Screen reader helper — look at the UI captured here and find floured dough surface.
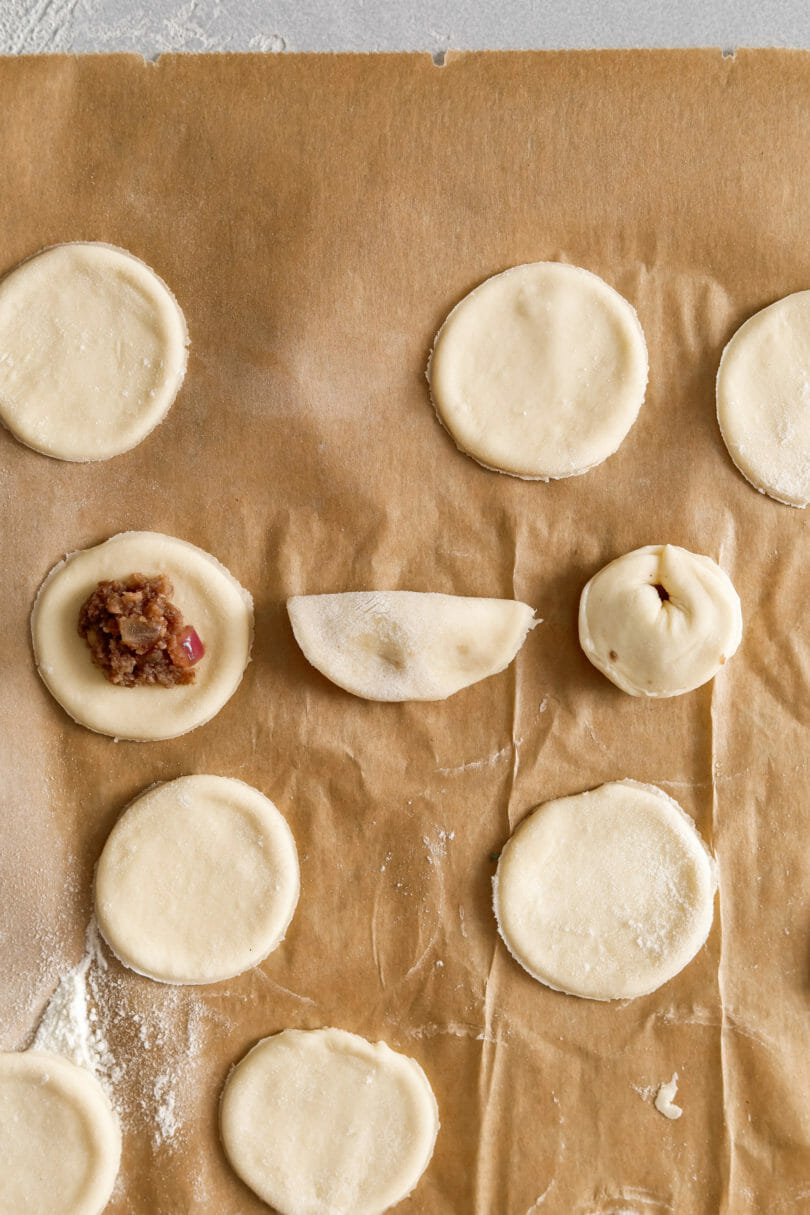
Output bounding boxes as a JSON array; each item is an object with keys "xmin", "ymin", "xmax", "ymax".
[
  {"xmin": 32, "ymin": 531, "xmax": 253, "ymax": 740},
  {"xmin": 0, "ymin": 242, "xmax": 188, "ymax": 461},
  {"xmin": 0, "ymin": 1051, "xmax": 120, "ymax": 1215},
  {"xmin": 717, "ymin": 290, "xmax": 810, "ymax": 506},
  {"xmin": 95, "ymin": 775, "xmax": 299, "ymax": 984},
  {"xmin": 493, "ymin": 781, "xmax": 717, "ymax": 1001},
  {"xmin": 220, "ymin": 1027, "xmax": 439, "ymax": 1215},
  {"xmin": 579, "ymin": 544, "xmax": 742, "ymax": 697},
  {"xmin": 288, "ymin": 590, "xmax": 536, "ymax": 701},
  {"xmin": 428, "ymin": 262, "xmax": 648, "ymax": 479}
]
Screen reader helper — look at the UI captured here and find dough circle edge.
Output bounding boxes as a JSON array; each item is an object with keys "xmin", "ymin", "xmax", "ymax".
[
  {"xmin": 0, "ymin": 241, "xmax": 188, "ymax": 462},
  {"xmin": 493, "ymin": 780, "xmax": 718, "ymax": 1001},
  {"xmin": 95, "ymin": 775, "xmax": 300, "ymax": 984},
  {"xmin": 219, "ymin": 1027, "xmax": 440, "ymax": 1215},
  {"xmin": 716, "ymin": 290, "xmax": 810, "ymax": 508},
  {"xmin": 31, "ymin": 531, "xmax": 254, "ymax": 741},
  {"xmin": 578, "ymin": 543, "xmax": 743, "ymax": 698},
  {"xmin": 427, "ymin": 261, "xmax": 648, "ymax": 480},
  {"xmin": 0, "ymin": 1050, "xmax": 121, "ymax": 1215}
]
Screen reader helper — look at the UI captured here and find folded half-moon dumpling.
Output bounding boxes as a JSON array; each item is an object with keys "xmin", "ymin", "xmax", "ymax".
[{"xmin": 287, "ymin": 591, "xmax": 537, "ymax": 701}]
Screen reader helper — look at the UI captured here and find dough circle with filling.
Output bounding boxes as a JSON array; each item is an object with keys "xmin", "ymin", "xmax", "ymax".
[
  {"xmin": 220, "ymin": 1027, "xmax": 439, "ymax": 1215},
  {"xmin": 578, "ymin": 544, "xmax": 742, "ymax": 697},
  {"xmin": 95, "ymin": 775, "xmax": 299, "ymax": 984},
  {"xmin": 0, "ymin": 242, "xmax": 188, "ymax": 461},
  {"xmin": 428, "ymin": 262, "xmax": 648, "ymax": 479},
  {"xmin": 0, "ymin": 1050, "xmax": 120, "ymax": 1215},
  {"xmin": 717, "ymin": 290, "xmax": 810, "ymax": 506},
  {"xmin": 288, "ymin": 590, "xmax": 536, "ymax": 701},
  {"xmin": 493, "ymin": 780, "xmax": 717, "ymax": 1001},
  {"xmin": 32, "ymin": 531, "xmax": 253, "ymax": 740}
]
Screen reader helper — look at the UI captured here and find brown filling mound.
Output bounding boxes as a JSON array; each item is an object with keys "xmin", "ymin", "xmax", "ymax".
[{"xmin": 78, "ymin": 574, "xmax": 204, "ymax": 687}]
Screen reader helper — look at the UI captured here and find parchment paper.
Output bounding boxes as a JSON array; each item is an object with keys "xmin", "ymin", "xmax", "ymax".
[{"xmin": 1, "ymin": 49, "xmax": 809, "ymax": 1214}]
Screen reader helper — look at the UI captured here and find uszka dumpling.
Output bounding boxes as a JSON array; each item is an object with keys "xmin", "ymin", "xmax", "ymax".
[
  {"xmin": 287, "ymin": 591, "xmax": 537, "ymax": 701},
  {"xmin": 578, "ymin": 544, "xmax": 742, "ymax": 698}
]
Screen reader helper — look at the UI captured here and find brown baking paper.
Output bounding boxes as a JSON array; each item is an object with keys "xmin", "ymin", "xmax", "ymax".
[{"xmin": 1, "ymin": 48, "xmax": 809, "ymax": 1214}]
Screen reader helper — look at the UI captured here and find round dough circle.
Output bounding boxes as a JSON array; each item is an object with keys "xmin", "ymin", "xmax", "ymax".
[
  {"xmin": 0, "ymin": 1051, "xmax": 120, "ymax": 1215},
  {"xmin": 717, "ymin": 290, "xmax": 810, "ymax": 506},
  {"xmin": 31, "ymin": 531, "xmax": 253, "ymax": 741},
  {"xmin": 493, "ymin": 780, "xmax": 717, "ymax": 1001},
  {"xmin": 428, "ymin": 262, "xmax": 648, "ymax": 479},
  {"xmin": 0, "ymin": 242, "xmax": 188, "ymax": 461},
  {"xmin": 578, "ymin": 544, "xmax": 742, "ymax": 697},
  {"xmin": 220, "ymin": 1028, "xmax": 439, "ymax": 1215},
  {"xmin": 96, "ymin": 775, "xmax": 299, "ymax": 984}
]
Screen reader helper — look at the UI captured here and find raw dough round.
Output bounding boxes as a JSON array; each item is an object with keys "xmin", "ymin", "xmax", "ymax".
[
  {"xmin": 578, "ymin": 544, "xmax": 742, "ymax": 697},
  {"xmin": 95, "ymin": 775, "xmax": 299, "ymax": 984},
  {"xmin": 0, "ymin": 242, "xmax": 188, "ymax": 461},
  {"xmin": 427, "ymin": 262, "xmax": 648, "ymax": 479},
  {"xmin": 32, "ymin": 531, "xmax": 253, "ymax": 740},
  {"xmin": 0, "ymin": 1051, "xmax": 120, "ymax": 1215},
  {"xmin": 220, "ymin": 1027, "xmax": 439, "ymax": 1215},
  {"xmin": 493, "ymin": 780, "xmax": 717, "ymax": 1001},
  {"xmin": 717, "ymin": 290, "xmax": 810, "ymax": 506},
  {"xmin": 288, "ymin": 590, "xmax": 536, "ymax": 701}
]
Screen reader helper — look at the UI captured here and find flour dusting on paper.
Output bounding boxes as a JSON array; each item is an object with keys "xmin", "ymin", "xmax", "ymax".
[
  {"xmin": 32, "ymin": 921, "xmax": 119, "ymax": 1089},
  {"xmin": 29, "ymin": 917, "xmax": 213, "ymax": 1149}
]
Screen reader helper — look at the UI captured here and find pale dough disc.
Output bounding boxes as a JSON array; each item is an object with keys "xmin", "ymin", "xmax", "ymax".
[
  {"xmin": 717, "ymin": 290, "xmax": 810, "ymax": 506},
  {"xmin": 31, "ymin": 531, "xmax": 253, "ymax": 740},
  {"xmin": 578, "ymin": 544, "xmax": 742, "ymax": 698},
  {"xmin": 0, "ymin": 1051, "xmax": 120, "ymax": 1215},
  {"xmin": 220, "ymin": 1027, "xmax": 439, "ymax": 1215},
  {"xmin": 493, "ymin": 780, "xmax": 717, "ymax": 1001},
  {"xmin": 287, "ymin": 590, "xmax": 536, "ymax": 701},
  {"xmin": 95, "ymin": 775, "xmax": 299, "ymax": 984},
  {"xmin": 0, "ymin": 242, "xmax": 188, "ymax": 461},
  {"xmin": 427, "ymin": 262, "xmax": 648, "ymax": 479}
]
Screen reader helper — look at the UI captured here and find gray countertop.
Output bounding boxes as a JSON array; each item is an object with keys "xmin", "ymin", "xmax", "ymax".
[{"xmin": 3, "ymin": 0, "xmax": 810, "ymax": 57}]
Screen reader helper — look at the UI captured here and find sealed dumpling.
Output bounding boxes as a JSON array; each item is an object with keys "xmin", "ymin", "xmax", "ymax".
[
  {"xmin": 287, "ymin": 591, "xmax": 536, "ymax": 701},
  {"xmin": 578, "ymin": 544, "xmax": 742, "ymax": 697}
]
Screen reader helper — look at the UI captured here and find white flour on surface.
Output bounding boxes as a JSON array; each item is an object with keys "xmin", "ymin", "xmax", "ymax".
[
  {"xmin": 153, "ymin": 1071, "xmax": 180, "ymax": 1145},
  {"xmin": 32, "ymin": 920, "xmax": 119, "ymax": 1088},
  {"xmin": 28, "ymin": 916, "xmax": 212, "ymax": 1150}
]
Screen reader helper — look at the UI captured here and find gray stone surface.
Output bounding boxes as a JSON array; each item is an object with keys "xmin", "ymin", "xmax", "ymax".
[{"xmin": 2, "ymin": 0, "xmax": 809, "ymax": 58}]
